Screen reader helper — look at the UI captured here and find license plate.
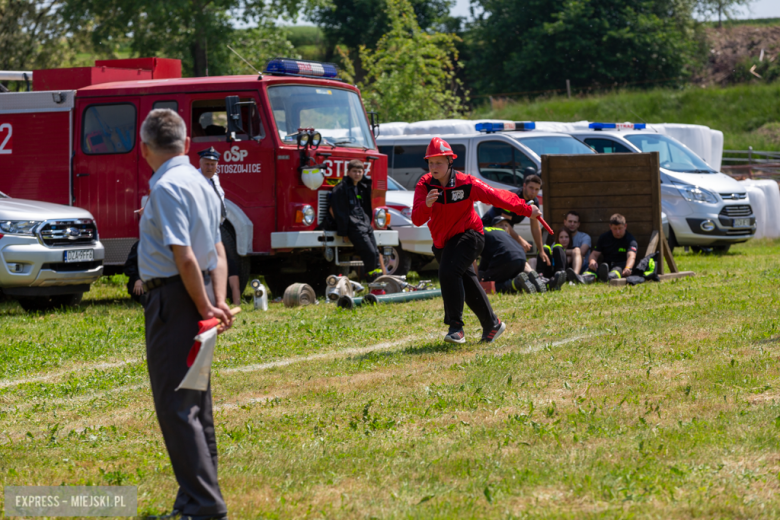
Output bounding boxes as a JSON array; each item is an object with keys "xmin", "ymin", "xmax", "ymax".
[
  {"xmin": 733, "ymin": 218, "xmax": 751, "ymax": 228},
  {"xmin": 64, "ymin": 249, "xmax": 94, "ymax": 263}
]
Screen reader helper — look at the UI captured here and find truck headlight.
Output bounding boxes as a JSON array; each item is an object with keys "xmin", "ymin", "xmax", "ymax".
[
  {"xmin": 301, "ymin": 205, "xmax": 315, "ymax": 226},
  {"xmin": 374, "ymin": 208, "xmax": 388, "ymax": 229},
  {"xmin": 0, "ymin": 220, "xmax": 41, "ymax": 235},
  {"xmin": 677, "ymin": 185, "xmax": 718, "ymax": 204}
]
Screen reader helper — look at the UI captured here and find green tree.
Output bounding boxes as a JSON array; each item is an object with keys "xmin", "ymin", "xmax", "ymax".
[
  {"xmin": 226, "ymin": 24, "xmax": 301, "ymax": 75},
  {"xmin": 311, "ymin": 0, "xmax": 459, "ymax": 79},
  {"xmin": 354, "ymin": 0, "xmax": 466, "ymax": 122},
  {"xmin": 466, "ymin": 0, "xmax": 704, "ymax": 96},
  {"xmin": 61, "ymin": 0, "xmax": 323, "ymax": 77},
  {"xmin": 0, "ymin": 0, "xmax": 74, "ymax": 89},
  {"xmin": 697, "ymin": 0, "xmax": 753, "ymax": 27}
]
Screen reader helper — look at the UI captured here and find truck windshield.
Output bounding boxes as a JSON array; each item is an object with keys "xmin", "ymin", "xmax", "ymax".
[
  {"xmin": 515, "ymin": 136, "xmax": 595, "ymax": 156},
  {"xmin": 268, "ymin": 85, "xmax": 374, "ymax": 149},
  {"xmin": 624, "ymin": 134, "xmax": 716, "ymax": 173}
]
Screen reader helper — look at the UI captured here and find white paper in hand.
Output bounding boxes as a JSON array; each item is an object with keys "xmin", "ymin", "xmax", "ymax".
[{"xmin": 176, "ymin": 327, "xmax": 218, "ymax": 391}]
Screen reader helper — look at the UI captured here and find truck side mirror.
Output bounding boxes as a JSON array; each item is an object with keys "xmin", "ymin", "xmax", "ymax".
[
  {"xmin": 368, "ymin": 111, "xmax": 380, "ymax": 137},
  {"xmin": 225, "ymin": 96, "xmax": 245, "ymax": 142}
]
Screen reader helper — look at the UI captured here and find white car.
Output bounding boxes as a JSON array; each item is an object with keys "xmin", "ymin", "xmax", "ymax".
[
  {"xmin": 0, "ymin": 191, "xmax": 104, "ymax": 311},
  {"xmin": 564, "ymin": 123, "xmax": 754, "ymax": 252}
]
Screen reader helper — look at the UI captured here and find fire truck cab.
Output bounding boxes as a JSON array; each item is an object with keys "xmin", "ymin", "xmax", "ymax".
[{"xmin": 0, "ymin": 57, "xmax": 397, "ymax": 296}]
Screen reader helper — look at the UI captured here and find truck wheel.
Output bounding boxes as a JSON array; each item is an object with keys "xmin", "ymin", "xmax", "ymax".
[
  {"xmin": 383, "ymin": 246, "xmax": 412, "ymax": 277},
  {"xmin": 222, "ymin": 226, "xmax": 251, "ymax": 296},
  {"xmin": 712, "ymin": 245, "xmax": 731, "ymax": 254}
]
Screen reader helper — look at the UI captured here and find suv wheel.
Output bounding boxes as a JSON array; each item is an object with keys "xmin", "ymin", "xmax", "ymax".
[{"xmin": 383, "ymin": 246, "xmax": 412, "ymax": 277}]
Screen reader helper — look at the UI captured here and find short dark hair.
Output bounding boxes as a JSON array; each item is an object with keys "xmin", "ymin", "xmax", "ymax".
[
  {"xmin": 565, "ymin": 210, "xmax": 580, "ymax": 221},
  {"xmin": 610, "ymin": 213, "xmax": 627, "ymax": 226},
  {"xmin": 524, "ymin": 174, "xmax": 542, "ymax": 186},
  {"xmin": 346, "ymin": 159, "xmax": 365, "ymax": 173}
]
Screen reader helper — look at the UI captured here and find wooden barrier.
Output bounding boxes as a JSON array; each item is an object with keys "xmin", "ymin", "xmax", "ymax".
[{"xmin": 540, "ymin": 152, "xmax": 685, "ymax": 278}]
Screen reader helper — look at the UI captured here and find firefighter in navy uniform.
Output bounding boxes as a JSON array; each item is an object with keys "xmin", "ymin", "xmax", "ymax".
[
  {"xmin": 330, "ymin": 159, "xmax": 385, "ymax": 280},
  {"xmin": 477, "ymin": 216, "xmax": 537, "ymax": 294},
  {"xmin": 587, "ymin": 213, "xmax": 659, "ymax": 284},
  {"xmin": 412, "ymin": 137, "xmax": 542, "ymax": 344}
]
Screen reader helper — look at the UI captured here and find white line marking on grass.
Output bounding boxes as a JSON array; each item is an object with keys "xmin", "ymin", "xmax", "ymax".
[
  {"xmin": 220, "ymin": 337, "xmax": 418, "ymax": 375},
  {"xmin": 0, "ymin": 359, "xmax": 141, "ymax": 390}
]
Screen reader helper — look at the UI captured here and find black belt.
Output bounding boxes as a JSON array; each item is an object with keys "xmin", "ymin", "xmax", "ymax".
[{"xmin": 143, "ymin": 271, "xmax": 208, "ymax": 293}]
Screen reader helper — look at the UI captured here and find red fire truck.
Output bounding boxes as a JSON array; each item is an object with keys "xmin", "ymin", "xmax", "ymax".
[{"xmin": 0, "ymin": 57, "xmax": 397, "ymax": 296}]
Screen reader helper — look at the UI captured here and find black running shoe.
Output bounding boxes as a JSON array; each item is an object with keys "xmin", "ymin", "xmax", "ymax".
[
  {"xmin": 481, "ymin": 320, "xmax": 506, "ymax": 343},
  {"xmin": 512, "ymin": 272, "xmax": 536, "ymax": 294},
  {"xmin": 527, "ymin": 271, "xmax": 547, "ymax": 293},
  {"xmin": 444, "ymin": 326, "xmax": 466, "ymax": 344},
  {"xmin": 581, "ymin": 273, "xmax": 596, "ymax": 284},
  {"xmin": 598, "ymin": 263, "xmax": 610, "ymax": 283},
  {"xmin": 552, "ymin": 271, "xmax": 567, "ymax": 290},
  {"xmin": 566, "ymin": 267, "xmax": 585, "ymax": 284}
]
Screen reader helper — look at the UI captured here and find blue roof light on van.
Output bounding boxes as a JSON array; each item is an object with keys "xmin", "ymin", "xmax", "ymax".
[
  {"xmin": 476, "ymin": 121, "xmax": 536, "ymax": 133},
  {"xmin": 589, "ymin": 122, "xmax": 646, "ymax": 131},
  {"xmin": 265, "ymin": 58, "xmax": 339, "ymax": 79}
]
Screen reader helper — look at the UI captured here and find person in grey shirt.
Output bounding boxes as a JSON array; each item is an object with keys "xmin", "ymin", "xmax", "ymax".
[
  {"xmin": 563, "ymin": 211, "xmax": 592, "ymax": 273},
  {"xmin": 138, "ymin": 109, "xmax": 233, "ymax": 520}
]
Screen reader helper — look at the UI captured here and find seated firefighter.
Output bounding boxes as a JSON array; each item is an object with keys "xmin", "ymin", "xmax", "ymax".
[
  {"xmin": 587, "ymin": 213, "xmax": 659, "ymax": 284},
  {"xmin": 330, "ymin": 159, "xmax": 385, "ymax": 281},
  {"xmin": 477, "ymin": 216, "xmax": 563, "ymax": 293}
]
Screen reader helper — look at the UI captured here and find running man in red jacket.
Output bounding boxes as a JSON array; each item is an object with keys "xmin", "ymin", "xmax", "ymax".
[{"xmin": 412, "ymin": 137, "xmax": 542, "ymax": 344}]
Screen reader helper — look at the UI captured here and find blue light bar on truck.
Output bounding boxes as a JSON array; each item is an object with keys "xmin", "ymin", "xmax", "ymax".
[
  {"xmin": 475, "ymin": 121, "xmax": 536, "ymax": 133},
  {"xmin": 265, "ymin": 58, "xmax": 339, "ymax": 79},
  {"xmin": 589, "ymin": 122, "xmax": 646, "ymax": 131}
]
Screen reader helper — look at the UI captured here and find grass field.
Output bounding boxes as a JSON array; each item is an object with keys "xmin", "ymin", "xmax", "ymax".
[
  {"xmin": 1, "ymin": 241, "xmax": 780, "ymax": 518},
  {"xmin": 473, "ymin": 83, "xmax": 780, "ymax": 153}
]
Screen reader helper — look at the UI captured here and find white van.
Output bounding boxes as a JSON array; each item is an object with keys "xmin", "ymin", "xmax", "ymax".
[
  {"xmin": 560, "ymin": 122, "xmax": 754, "ymax": 252},
  {"xmin": 376, "ymin": 120, "xmax": 597, "ymax": 251}
]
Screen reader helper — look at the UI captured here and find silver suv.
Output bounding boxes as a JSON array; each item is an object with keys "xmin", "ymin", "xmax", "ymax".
[{"xmin": 0, "ymin": 191, "xmax": 104, "ymax": 311}]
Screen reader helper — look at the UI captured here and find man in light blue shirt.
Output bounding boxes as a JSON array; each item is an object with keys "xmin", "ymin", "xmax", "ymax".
[
  {"xmin": 138, "ymin": 109, "xmax": 233, "ymax": 520},
  {"xmin": 563, "ymin": 211, "xmax": 592, "ymax": 273}
]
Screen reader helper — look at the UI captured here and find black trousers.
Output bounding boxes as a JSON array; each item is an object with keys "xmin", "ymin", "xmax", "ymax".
[
  {"xmin": 348, "ymin": 227, "xmax": 379, "ymax": 273},
  {"xmin": 539, "ymin": 245, "xmax": 567, "ymax": 278},
  {"xmin": 145, "ymin": 280, "xmax": 227, "ymax": 520},
  {"xmin": 482, "ymin": 258, "xmax": 526, "ymax": 293},
  {"xmin": 433, "ymin": 230, "xmax": 499, "ymax": 331}
]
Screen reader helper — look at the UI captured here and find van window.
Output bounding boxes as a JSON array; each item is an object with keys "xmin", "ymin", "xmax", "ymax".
[
  {"xmin": 191, "ymin": 98, "xmax": 263, "ymax": 143},
  {"xmin": 81, "ymin": 104, "xmax": 136, "ymax": 155},
  {"xmin": 477, "ymin": 141, "xmax": 534, "ymax": 186},
  {"xmin": 391, "ymin": 144, "xmax": 466, "ymax": 188},
  {"xmin": 378, "ymin": 146, "xmax": 393, "ymax": 169},
  {"xmin": 153, "ymin": 100, "xmax": 178, "ymax": 111},
  {"xmin": 583, "ymin": 138, "xmax": 632, "ymax": 154}
]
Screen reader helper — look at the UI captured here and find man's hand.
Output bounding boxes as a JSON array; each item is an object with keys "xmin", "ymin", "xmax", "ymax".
[
  {"xmin": 198, "ymin": 302, "xmax": 233, "ymax": 334},
  {"xmin": 530, "ymin": 206, "xmax": 542, "ymax": 219},
  {"xmin": 520, "ymin": 239, "xmax": 532, "ymax": 252},
  {"xmin": 589, "ymin": 258, "xmax": 598, "ymax": 271},
  {"xmin": 133, "ymin": 279, "xmax": 144, "ymax": 295},
  {"xmin": 622, "ymin": 267, "xmax": 632, "ymax": 277},
  {"xmin": 538, "ymin": 250, "xmax": 550, "ymax": 266},
  {"xmin": 426, "ymin": 189, "xmax": 440, "ymax": 208}
]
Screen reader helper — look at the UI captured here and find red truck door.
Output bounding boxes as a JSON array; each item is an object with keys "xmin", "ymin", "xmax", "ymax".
[
  {"xmin": 185, "ymin": 91, "xmax": 276, "ymax": 253},
  {"xmin": 73, "ymin": 97, "xmax": 140, "ymax": 264}
]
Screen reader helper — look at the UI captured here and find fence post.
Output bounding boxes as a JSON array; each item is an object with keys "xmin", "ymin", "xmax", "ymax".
[
  {"xmin": 566, "ymin": 79, "xmax": 571, "ymax": 99},
  {"xmin": 748, "ymin": 146, "xmax": 753, "ymax": 165}
]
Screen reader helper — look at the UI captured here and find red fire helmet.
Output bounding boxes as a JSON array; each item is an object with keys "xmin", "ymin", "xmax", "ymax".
[{"xmin": 424, "ymin": 136, "xmax": 458, "ymax": 160}]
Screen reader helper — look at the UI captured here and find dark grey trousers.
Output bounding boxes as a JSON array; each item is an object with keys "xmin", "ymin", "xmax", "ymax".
[{"xmin": 145, "ymin": 279, "xmax": 226, "ymax": 520}]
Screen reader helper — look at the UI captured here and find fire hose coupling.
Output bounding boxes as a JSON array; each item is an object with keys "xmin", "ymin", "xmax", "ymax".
[{"xmin": 250, "ymin": 279, "xmax": 268, "ymax": 311}]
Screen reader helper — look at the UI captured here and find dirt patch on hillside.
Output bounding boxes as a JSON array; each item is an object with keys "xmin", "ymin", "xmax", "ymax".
[{"xmin": 698, "ymin": 25, "xmax": 780, "ymax": 85}]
